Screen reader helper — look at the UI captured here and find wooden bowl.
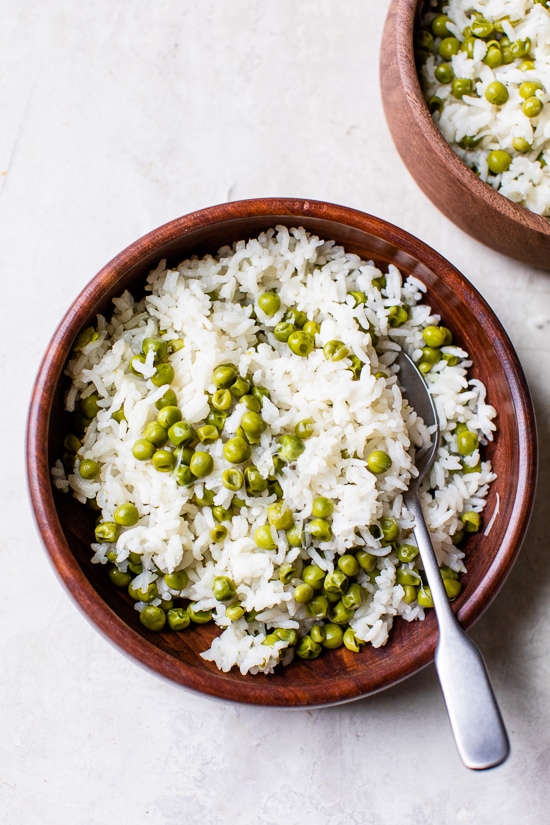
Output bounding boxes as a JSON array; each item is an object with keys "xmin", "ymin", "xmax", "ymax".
[
  {"xmin": 27, "ymin": 197, "xmax": 537, "ymax": 706},
  {"xmin": 381, "ymin": 0, "xmax": 550, "ymax": 270}
]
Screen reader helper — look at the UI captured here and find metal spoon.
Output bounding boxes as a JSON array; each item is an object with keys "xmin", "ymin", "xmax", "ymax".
[{"xmin": 396, "ymin": 349, "xmax": 509, "ymax": 771}]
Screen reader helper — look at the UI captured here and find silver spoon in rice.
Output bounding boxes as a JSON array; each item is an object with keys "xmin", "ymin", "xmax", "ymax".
[{"xmin": 396, "ymin": 349, "xmax": 509, "ymax": 771}]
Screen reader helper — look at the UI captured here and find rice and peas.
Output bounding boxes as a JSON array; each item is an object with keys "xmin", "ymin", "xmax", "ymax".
[
  {"xmin": 51, "ymin": 226, "xmax": 496, "ymax": 676},
  {"xmin": 417, "ymin": 0, "xmax": 550, "ymax": 216}
]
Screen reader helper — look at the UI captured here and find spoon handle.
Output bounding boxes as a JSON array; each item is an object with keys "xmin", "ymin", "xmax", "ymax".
[{"xmin": 406, "ymin": 492, "xmax": 510, "ymax": 770}]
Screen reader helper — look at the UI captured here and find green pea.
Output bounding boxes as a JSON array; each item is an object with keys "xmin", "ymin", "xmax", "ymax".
[
  {"xmin": 210, "ymin": 524, "xmax": 228, "ymax": 543},
  {"xmin": 94, "ymin": 521, "xmax": 119, "ymax": 543},
  {"xmin": 284, "ymin": 308, "xmax": 307, "ymax": 329},
  {"xmin": 221, "ymin": 468, "xmax": 244, "ymax": 491},
  {"xmin": 510, "ymin": 37, "xmax": 531, "ymax": 58},
  {"xmin": 225, "ymin": 604, "xmax": 246, "ymax": 621},
  {"xmin": 343, "ymin": 627, "xmax": 362, "ymax": 652},
  {"xmin": 323, "ymin": 340, "xmax": 350, "ymax": 361},
  {"xmin": 484, "ymin": 80, "xmax": 508, "ymax": 105},
  {"xmin": 323, "ymin": 587, "xmax": 341, "ymax": 604},
  {"xmin": 303, "ymin": 320, "xmax": 320, "ymax": 337},
  {"xmin": 278, "ymin": 434, "xmax": 305, "ymax": 462},
  {"xmin": 286, "ymin": 523, "xmax": 303, "ymax": 547},
  {"xmin": 254, "ymin": 524, "xmax": 277, "ymax": 549},
  {"xmin": 244, "ymin": 465, "xmax": 269, "ymax": 495},
  {"xmin": 139, "ymin": 605, "xmax": 166, "ymax": 631},
  {"xmin": 187, "ymin": 603, "xmax": 213, "ymax": 623},
  {"xmin": 195, "ymin": 424, "xmax": 218, "ymax": 444},
  {"xmin": 397, "ymin": 543, "xmax": 419, "ymax": 563},
  {"xmin": 452, "ymin": 77, "xmax": 473, "ymax": 99},
  {"xmin": 324, "ymin": 570, "xmax": 349, "ymax": 595},
  {"xmin": 483, "ymin": 45, "xmax": 503, "ymax": 68},
  {"xmin": 422, "ymin": 325, "xmax": 447, "ymax": 347},
  {"xmin": 213, "ymin": 363, "xmax": 238, "ymax": 389},
  {"xmin": 431, "ymin": 14, "xmax": 452, "ymax": 38},
  {"xmin": 366, "ymin": 450, "xmax": 392, "ymax": 474},
  {"xmin": 174, "ymin": 465, "xmax": 194, "ymax": 486},
  {"xmin": 143, "ymin": 421, "xmax": 168, "ymax": 447},
  {"xmin": 152, "ymin": 449, "xmax": 177, "ymax": 472},
  {"xmin": 519, "ymin": 81, "xmax": 542, "ymax": 100},
  {"xmin": 188, "ymin": 450, "xmax": 213, "ymax": 478},
  {"xmin": 512, "ymin": 137, "xmax": 531, "ymax": 153},
  {"xmin": 278, "ymin": 562, "xmax": 298, "ymax": 584},
  {"xmin": 79, "ymin": 458, "xmax": 100, "ymax": 479},
  {"xmin": 223, "ymin": 436, "xmax": 251, "ymax": 464},
  {"xmin": 230, "ymin": 376, "xmax": 250, "ymax": 398},
  {"xmin": 212, "ymin": 576, "xmax": 236, "ymax": 601},
  {"xmin": 452, "ymin": 528, "xmax": 465, "ymax": 546},
  {"xmin": 258, "ymin": 291, "xmax": 281, "ymax": 316},
  {"xmin": 348, "ymin": 354, "xmax": 364, "ymax": 380},
  {"xmin": 168, "ymin": 421, "xmax": 196, "ymax": 447},
  {"xmin": 111, "ymin": 408, "xmax": 126, "ymax": 423},
  {"xmin": 127, "ymin": 561, "xmax": 143, "ymax": 575},
  {"xmin": 487, "ymin": 150, "xmax": 512, "ymax": 173},
  {"xmin": 80, "ymin": 392, "xmax": 100, "ymax": 419},
  {"xmin": 457, "ymin": 429, "xmax": 479, "ymax": 456},
  {"xmin": 251, "ymin": 385, "xmax": 270, "ymax": 404},
  {"xmin": 168, "ymin": 338, "xmax": 184, "ymax": 353},
  {"xmin": 167, "ymin": 607, "xmax": 191, "ymax": 630},
  {"xmin": 211, "ymin": 388, "xmax": 232, "ymax": 412},
  {"xmin": 380, "ymin": 516, "xmax": 399, "ymax": 542},
  {"xmin": 287, "ymin": 330, "xmax": 314, "ymax": 357},
  {"xmin": 294, "ymin": 582, "xmax": 314, "ymax": 604},
  {"xmin": 241, "ymin": 410, "xmax": 267, "ymax": 439},
  {"xmin": 328, "ymin": 600, "xmax": 355, "ymax": 625},
  {"xmin": 434, "ymin": 62, "xmax": 454, "ymax": 84},
  {"xmin": 273, "ymin": 321, "xmax": 295, "ymax": 342},
  {"xmin": 356, "ymin": 550, "xmax": 377, "ymax": 572},
  {"xmin": 322, "ymin": 623, "xmax": 344, "ymax": 649},
  {"xmin": 348, "ymin": 290, "xmax": 366, "ymax": 306},
  {"xmin": 402, "ymin": 585, "xmax": 418, "ymax": 604},
  {"xmin": 73, "ymin": 326, "xmax": 98, "ymax": 350},
  {"xmin": 113, "ymin": 502, "xmax": 139, "ymax": 526},
  {"xmin": 142, "ymin": 337, "xmax": 167, "ymax": 363},
  {"xmin": 305, "ymin": 593, "xmax": 330, "ymax": 619},
  {"xmin": 311, "ymin": 496, "xmax": 333, "ymax": 519},
  {"xmin": 296, "ymin": 636, "xmax": 322, "ymax": 659},
  {"xmin": 108, "ymin": 566, "xmax": 131, "ymax": 588},
  {"xmin": 212, "ymin": 505, "xmax": 233, "ymax": 523},
  {"xmin": 128, "ymin": 580, "xmax": 158, "ymax": 602},
  {"xmin": 129, "ymin": 353, "xmax": 147, "ymax": 376},
  {"xmin": 342, "ymin": 583, "xmax": 364, "ymax": 611},
  {"xmin": 164, "ymin": 570, "xmax": 189, "ymax": 590},
  {"xmin": 461, "ymin": 511, "xmax": 481, "ymax": 532},
  {"xmin": 417, "ymin": 586, "xmax": 434, "ymax": 608},
  {"xmin": 438, "ymin": 36, "xmax": 460, "ymax": 59},
  {"xmin": 428, "ymin": 95, "xmax": 443, "ymax": 115},
  {"xmin": 337, "ymin": 554, "xmax": 359, "ymax": 577},
  {"xmin": 522, "ymin": 96, "xmax": 543, "ymax": 118},
  {"xmin": 239, "ymin": 394, "xmax": 261, "ymax": 413},
  {"xmin": 389, "ymin": 305, "xmax": 411, "ymax": 327},
  {"xmin": 471, "ymin": 17, "xmax": 493, "ymax": 38},
  {"xmin": 460, "ymin": 36, "xmax": 476, "ymax": 58},
  {"xmin": 157, "ymin": 406, "xmax": 182, "ymax": 429},
  {"xmin": 205, "ymin": 411, "xmax": 226, "ymax": 432},
  {"xmin": 415, "ymin": 29, "xmax": 434, "ymax": 51},
  {"xmin": 193, "ymin": 488, "xmax": 215, "ymax": 507},
  {"xmin": 306, "ymin": 518, "xmax": 333, "ymax": 542},
  {"xmin": 310, "ymin": 624, "xmax": 326, "ymax": 644},
  {"xmin": 267, "ymin": 501, "xmax": 294, "ymax": 531},
  {"xmin": 302, "ymin": 564, "xmax": 326, "ymax": 591},
  {"xmin": 155, "ymin": 388, "xmax": 178, "ymax": 409},
  {"xmin": 396, "ymin": 565, "xmax": 421, "ymax": 586},
  {"xmin": 501, "ymin": 46, "xmax": 514, "ymax": 64},
  {"xmin": 292, "ymin": 420, "xmax": 313, "ymax": 441},
  {"xmin": 151, "ymin": 363, "xmax": 174, "ymax": 387},
  {"xmin": 274, "ymin": 628, "xmax": 298, "ymax": 646}
]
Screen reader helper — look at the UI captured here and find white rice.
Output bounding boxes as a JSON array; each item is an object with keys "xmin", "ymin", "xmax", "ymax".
[
  {"xmin": 420, "ymin": 0, "xmax": 550, "ymax": 216},
  {"xmin": 52, "ymin": 226, "xmax": 497, "ymax": 675}
]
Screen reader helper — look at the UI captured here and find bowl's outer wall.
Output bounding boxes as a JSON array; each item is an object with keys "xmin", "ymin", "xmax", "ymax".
[
  {"xmin": 27, "ymin": 198, "xmax": 538, "ymax": 706},
  {"xmin": 381, "ymin": 0, "xmax": 550, "ymax": 270}
]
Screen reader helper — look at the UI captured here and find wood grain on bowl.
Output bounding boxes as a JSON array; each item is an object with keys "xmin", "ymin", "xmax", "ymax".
[
  {"xmin": 381, "ymin": 0, "xmax": 550, "ymax": 270},
  {"xmin": 26, "ymin": 198, "xmax": 538, "ymax": 706}
]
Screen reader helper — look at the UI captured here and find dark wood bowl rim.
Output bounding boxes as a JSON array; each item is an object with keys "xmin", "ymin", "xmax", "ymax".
[{"xmin": 27, "ymin": 197, "xmax": 538, "ymax": 706}]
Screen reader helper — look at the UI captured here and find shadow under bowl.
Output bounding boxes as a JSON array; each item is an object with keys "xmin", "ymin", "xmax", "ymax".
[
  {"xmin": 27, "ymin": 197, "xmax": 537, "ymax": 706},
  {"xmin": 380, "ymin": 0, "xmax": 550, "ymax": 270}
]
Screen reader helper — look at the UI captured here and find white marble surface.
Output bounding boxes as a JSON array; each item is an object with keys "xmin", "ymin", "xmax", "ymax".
[{"xmin": 2, "ymin": 1, "xmax": 549, "ymax": 822}]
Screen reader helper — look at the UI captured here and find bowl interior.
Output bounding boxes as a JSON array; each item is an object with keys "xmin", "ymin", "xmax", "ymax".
[{"xmin": 27, "ymin": 198, "xmax": 537, "ymax": 706}]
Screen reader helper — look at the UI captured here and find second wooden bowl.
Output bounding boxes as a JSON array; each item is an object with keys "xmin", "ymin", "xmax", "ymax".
[{"xmin": 381, "ymin": 0, "xmax": 550, "ymax": 270}]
